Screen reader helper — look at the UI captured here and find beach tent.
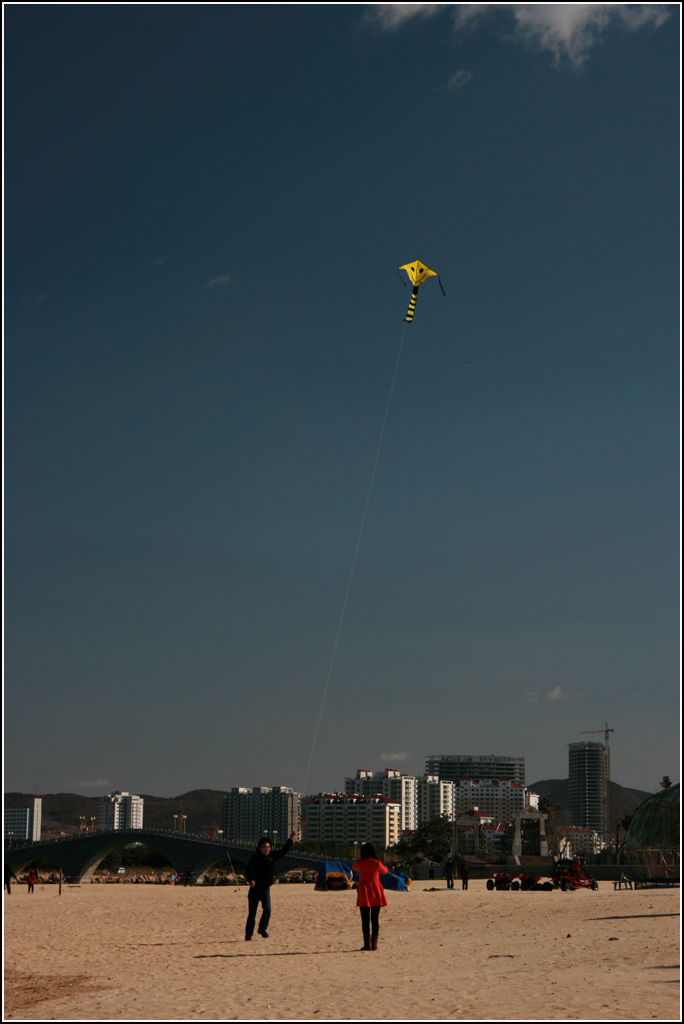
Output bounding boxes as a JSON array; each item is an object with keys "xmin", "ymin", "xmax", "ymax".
[
  {"xmin": 348, "ymin": 868, "xmax": 411, "ymax": 891},
  {"xmin": 380, "ymin": 870, "xmax": 411, "ymax": 891},
  {"xmin": 314, "ymin": 862, "xmax": 353, "ymax": 891}
]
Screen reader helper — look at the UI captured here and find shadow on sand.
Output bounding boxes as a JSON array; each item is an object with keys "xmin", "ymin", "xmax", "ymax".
[
  {"xmin": 195, "ymin": 949, "xmax": 361, "ymax": 959},
  {"xmin": 589, "ymin": 913, "xmax": 679, "ymax": 920}
]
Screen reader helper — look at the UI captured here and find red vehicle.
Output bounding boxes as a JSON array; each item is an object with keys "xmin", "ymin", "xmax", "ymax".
[
  {"xmin": 515, "ymin": 873, "xmax": 553, "ymax": 892},
  {"xmin": 486, "ymin": 871, "xmax": 514, "ymax": 890},
  {"xmin": 550, "ymin": 858, "xmax": 599, "ymax": 891},
  {"xmin": 486, "ymin": 871, "xmax": 552, "ymax": 892}
]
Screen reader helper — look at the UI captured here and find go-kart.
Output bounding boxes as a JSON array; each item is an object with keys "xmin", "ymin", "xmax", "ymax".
[{"xmin": 550, "ymin": 858, "xmax": 599, "ymax": 891}]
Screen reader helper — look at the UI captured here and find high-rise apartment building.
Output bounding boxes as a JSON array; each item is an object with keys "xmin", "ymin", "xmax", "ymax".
[
  {"xmin": 345, "ymin": 769, "xmax": 417, "ymax": 831},
  {"xmin": 305, "ymin": 794, "xmax": 401, "ymax": 848},
  {"xmin": 425, "ymin": 754, "xmax": 525, "ymax": 786},
  {"xmin": 416, "ymin": 774, "xmax": 455, "ymax": 826},
  {"xmin": 568, "ymin": 741, "xmax": 606, "ymax": 839},
  {"xmin": 223, "ymin": 786, "xmax": 301, "ymax": 843},
  {"xmin": 97, "ymin": 792, "xmax": 144, "ymax": 830},
  {"xmin": 4, "ymin": 798, "xmax": 42, "ymax": 841}
]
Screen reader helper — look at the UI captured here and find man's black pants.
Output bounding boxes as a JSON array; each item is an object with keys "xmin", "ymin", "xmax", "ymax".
[{"xmin": 246, "ymin": 888, "xmax": 271, "ymax": 938}]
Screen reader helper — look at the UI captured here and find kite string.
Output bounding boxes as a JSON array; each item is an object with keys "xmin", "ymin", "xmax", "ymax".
[{"xmin": 302, "ymin": 322, "xmax": 408, "ymax": 796}]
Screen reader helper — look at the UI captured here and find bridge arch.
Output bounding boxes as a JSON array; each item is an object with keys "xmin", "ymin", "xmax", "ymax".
[{"xmin": 5, "ymin": 830, "xmax": 321, "ymax": 884}]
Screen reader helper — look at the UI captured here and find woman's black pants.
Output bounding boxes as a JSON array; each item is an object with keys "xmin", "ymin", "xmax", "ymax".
[{"xmin": 360, "ymin": 905, "xmax": 380, "ymax": 940}]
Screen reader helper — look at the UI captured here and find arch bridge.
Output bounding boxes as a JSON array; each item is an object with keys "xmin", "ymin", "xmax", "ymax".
[{"xmin": 4, "ymin": 829, "xmax": 322, "ymax": 884}]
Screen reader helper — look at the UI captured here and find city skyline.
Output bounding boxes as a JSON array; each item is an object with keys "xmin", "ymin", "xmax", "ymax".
[
  {"xmin": 5, "ymin": 5, "xmax": 679, "ymax": 798},
  {"xmin": 4, "ymin": 745, "xmax": 659, "ymax": 803}
]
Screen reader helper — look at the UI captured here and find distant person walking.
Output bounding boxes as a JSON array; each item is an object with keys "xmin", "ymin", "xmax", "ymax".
[
  {"xmin": 245, "ymin": 832, "xmax": 296, "ymax": 940},
  {"xmin": 351, "ymin": 843, "xmax": 388, "ymax": 951},
  {"xmin": 444, "ymin": 857, "xmax": 456, "ymax": 890},
  {"xmin": 5, "ymin": 863, "xmax": 18, "ymax": 895},
  {"xmin": 183, "ymin": 868, "xmax": 192, "ymax": 887},
  {"xmin": 27, "ymin": 869, "xmax": 37, "ymax": 894},
  {"xmin": 461, "ymin": 861, "xmax": 470, "ymax": 890}
]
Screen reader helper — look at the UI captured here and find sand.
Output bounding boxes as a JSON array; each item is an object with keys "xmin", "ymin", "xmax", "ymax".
[{"xmin": 3, "ymin": 880, "xmax": 680, "ymax": 1020}]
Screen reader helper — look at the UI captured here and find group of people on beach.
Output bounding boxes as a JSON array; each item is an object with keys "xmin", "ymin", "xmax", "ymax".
[
  {"xmin": 444, "ymin": 856, "xmax": 469, "ymax": 889},
  {"xmin": 245, "ymin": 832, "xmax": 388, "ymax": 950},
  {"xmin": 4, "ymin": 865, "xmax": 36, "ymax": 895}
]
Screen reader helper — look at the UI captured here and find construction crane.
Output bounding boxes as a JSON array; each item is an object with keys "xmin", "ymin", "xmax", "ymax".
[
  {"xmin": 201, "ymin": 823, "xmax": 219, "ymax": 840},
  {"xmin": 579, "ymin": 722, "xmax": 615, "ymax": 845}
]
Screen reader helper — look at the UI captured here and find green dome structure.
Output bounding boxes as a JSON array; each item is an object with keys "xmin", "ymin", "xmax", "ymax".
[{"xmin": 624, "ymin": 783, "xmax": 679, "ymax": 851}]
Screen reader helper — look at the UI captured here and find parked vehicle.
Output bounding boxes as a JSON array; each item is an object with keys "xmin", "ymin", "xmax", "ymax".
[
  {"xmin": 486, "ymin": 871, "xmax": 553, "ymax": 892},
  {"xmin": 550, "ymin": 857, "xmax": 599, "ymax": 891},
  {"xmin": 486, "ymin": 871, "xmax": 515, "ymax": 891}
]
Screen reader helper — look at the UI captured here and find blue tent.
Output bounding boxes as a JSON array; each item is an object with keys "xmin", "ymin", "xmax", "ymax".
[
  {"xmin": 349, "ymin": 868, "xmax": 411, "ymax": 891},
  {"xmin": 381, "ymin": 870, "xmax": 411, "ymax": 891},
  {"xmin": 315, "ymin": 861, "xmax": 353, "ymax": 891}
]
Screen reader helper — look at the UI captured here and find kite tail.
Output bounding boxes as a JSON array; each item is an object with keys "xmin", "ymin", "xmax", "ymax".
[{"xmin": 404, "ymin": 285, "xmax": 419, "ymax": 322}]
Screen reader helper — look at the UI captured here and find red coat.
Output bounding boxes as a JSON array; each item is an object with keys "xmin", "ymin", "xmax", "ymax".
[{"xmin": 351, "ymin": 858, "xmax": 388, "ymax": 907}]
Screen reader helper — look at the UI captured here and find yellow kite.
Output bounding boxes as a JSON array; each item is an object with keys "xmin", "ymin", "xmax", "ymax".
[{"xmin": 399, "ymin": 259, "xmax": 444, "ymax": 322}]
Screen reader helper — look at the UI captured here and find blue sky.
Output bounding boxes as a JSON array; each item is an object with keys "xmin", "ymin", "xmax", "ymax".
[{"xmin": 4, "ymin": 4, "xmax": 680, "ymax": 799}]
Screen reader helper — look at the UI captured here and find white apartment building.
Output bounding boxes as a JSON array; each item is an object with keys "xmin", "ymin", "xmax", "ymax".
[
  {"xmin": 345, "ymin": 769, "xmax": 417, "ymax": 831},
  {"xmin": 306, "ymin": 794, "xmax": 401, "ymax": 848},
  {"xmin": 416, "ymin": 774, "xmax": 455, "ymax": 826},
  {"xmin": 559, "ymin": 826, "xmax": 604, "ymax": 857},
  {"xmin": 4, "ymin": 798, "xmax": 42, "ymax": 841},
  {"xmin": 97, "ymin": 792, "xmax": 144, "ymax": 830},
  {"xmin": 452, "ymin": 776, "xmax": 538, "ymax": 821}
]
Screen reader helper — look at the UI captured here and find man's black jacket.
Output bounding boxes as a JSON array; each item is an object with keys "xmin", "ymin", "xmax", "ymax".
[{"xmin": 246, "ymin": 838, "xmax": 293, "ymax": 891}]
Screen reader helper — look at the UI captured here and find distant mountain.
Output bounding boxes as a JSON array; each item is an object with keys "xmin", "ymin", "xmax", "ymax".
[
  {"xmin": 4, "ymin": 789, "xmax": 226, "ymax": 835},
  {"xmin": 529, "ymin": 779, "xmax": 653, "ymax": 826},
  {"xmin": 139, "ymin": 790, "xmax": 224, "ymax": 832}
]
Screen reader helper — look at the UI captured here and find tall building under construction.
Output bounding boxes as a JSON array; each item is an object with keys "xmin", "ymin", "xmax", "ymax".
[{"xmin": 568, "ymin": 741, "xmax": 606, "ymax": 840}]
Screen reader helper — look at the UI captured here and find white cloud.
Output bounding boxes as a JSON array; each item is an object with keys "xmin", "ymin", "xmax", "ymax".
[
  {"xmin": 206, "ymin": 273, "xmax": 232, "ymax": 289},
  {"xmin": 447, "ymin": 68, "xmax": 473, "ymax": 90},
  {"xmin": 369, "ymin": 3, "xmax": 443, "ymax": 30},
  {"xmin": 525, "ymin": 690, "xmax": 540, "ymax": 703},
  {"xmin": 546, "ymin": 685, "xmax": 565, "ymax": 701},
  {"xmin": 370, "ymin": 4, "xmax": 671, "ymax": 66},
  {"xmin": 380, "ymin": 751, "xmax": 411, "ymax": 762}
]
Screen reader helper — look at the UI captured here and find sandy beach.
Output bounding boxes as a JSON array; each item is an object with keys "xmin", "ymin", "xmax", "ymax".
[{"xmin": 4, "ymin": 880, "xmax": 679, "ymax": 1021}]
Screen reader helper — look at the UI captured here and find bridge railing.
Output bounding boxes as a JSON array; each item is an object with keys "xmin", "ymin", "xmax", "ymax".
[
  {"xmin": 9, "ymin": 829, "xmax": 321, "ymax": 861},
  {"xmin": 11, "ymin": 828, "xmax": 255, "ymax": 848}
]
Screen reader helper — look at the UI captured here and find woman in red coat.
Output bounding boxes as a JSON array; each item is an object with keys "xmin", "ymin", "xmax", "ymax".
[{"xmin": 351, "ymin": 843, "xmax": 388, "ymax": 950}]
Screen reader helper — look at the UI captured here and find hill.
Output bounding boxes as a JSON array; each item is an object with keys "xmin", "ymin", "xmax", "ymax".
[{"xmin": 529, "ymin": 779, "xmax": 653, "ymax": 826}]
